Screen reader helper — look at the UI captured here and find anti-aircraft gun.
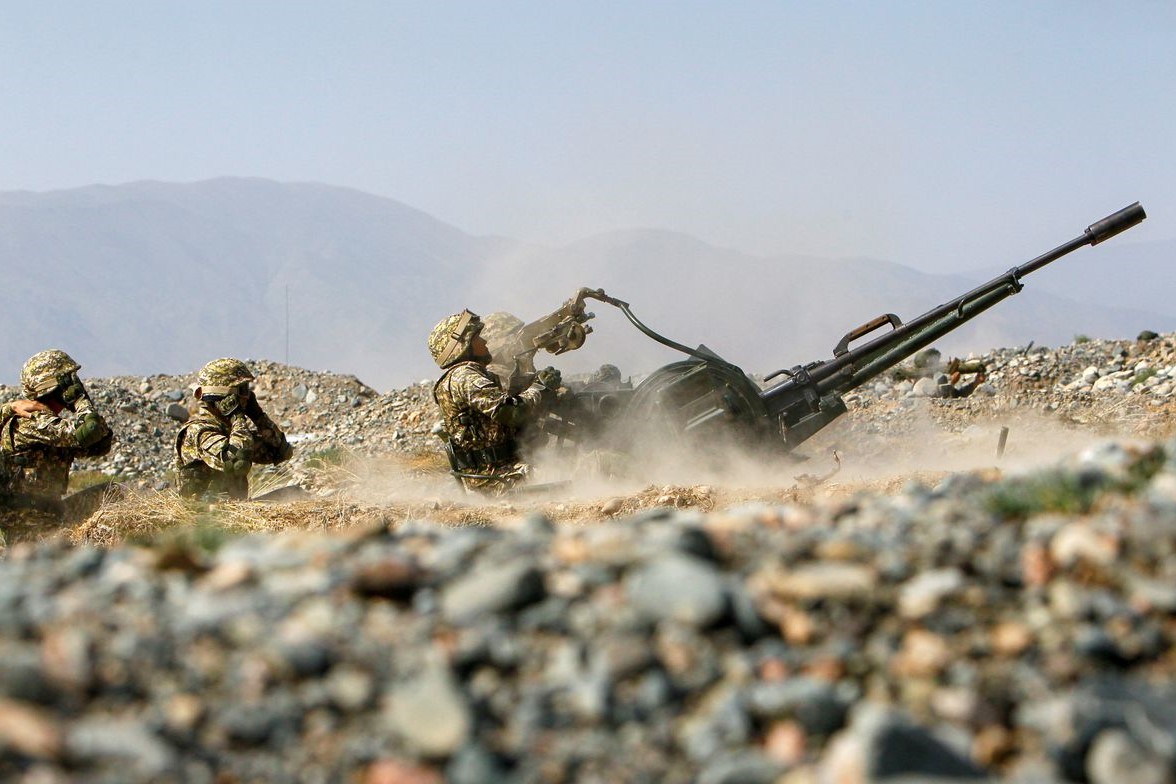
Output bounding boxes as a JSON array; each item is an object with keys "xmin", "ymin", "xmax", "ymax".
[{"xmin": 504, "ymin": 203, "xmax": 1147, "ymax": 459}]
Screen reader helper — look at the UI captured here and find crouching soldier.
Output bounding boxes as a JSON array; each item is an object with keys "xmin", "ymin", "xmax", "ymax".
[
  {"xmin": 429, "ymin": 309, "xmax": 558, "ymax": 494},
  {"xmin": 0, "ymin": 349, "xmax": 113, "ymax": 525},
  {"xmin": 175, "ymin": 358, "xmax": 293, "ymax": 501}
]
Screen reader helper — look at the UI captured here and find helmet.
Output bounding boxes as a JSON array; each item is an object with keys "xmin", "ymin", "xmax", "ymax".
[
  {"xmin": 21, "ymin": 349, "xmax": 81, "ymax": 398},
  {"xmin": 481, "ymin": 311, "xmax": 524, "ymax": 346},
  {"xmin": 197, "ymin": 358, "xmax": 255, "ymax": 395},
  {"xmin": 592, "ymin": 364, "xmax": 622, "ymax": 384},
  {"xmin": 428, "ymin": 310, "xmax": 483, "ymax": 368}
]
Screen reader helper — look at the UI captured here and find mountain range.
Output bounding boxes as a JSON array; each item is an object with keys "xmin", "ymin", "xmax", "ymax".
[{"xmin": 1, "ymin": 178, "xmax": 1170, "ymax": 390}]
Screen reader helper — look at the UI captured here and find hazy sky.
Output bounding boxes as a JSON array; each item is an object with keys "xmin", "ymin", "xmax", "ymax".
[{"xmin": 3, "ymin": 2, "xmax": 1173, "ymax": 272}]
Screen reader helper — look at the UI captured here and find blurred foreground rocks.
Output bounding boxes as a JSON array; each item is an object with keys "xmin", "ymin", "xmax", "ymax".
[{"xmin": 3, "ymin": 431, "xmax": 1176, "ymax": 779}]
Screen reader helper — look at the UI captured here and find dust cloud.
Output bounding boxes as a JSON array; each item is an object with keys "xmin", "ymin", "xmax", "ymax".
[{"xmin": 322, "ymin": 400, "xmax": 1135, "ymax": 529}]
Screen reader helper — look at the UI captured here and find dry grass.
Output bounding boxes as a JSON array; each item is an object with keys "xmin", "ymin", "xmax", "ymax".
[
  {"xmin": 66, "ymin": 490, "xmax": 391, "ymax": 549},
  {"xmin": 59, "ymin": 467, "xmax": 973, "ymax": 550}
]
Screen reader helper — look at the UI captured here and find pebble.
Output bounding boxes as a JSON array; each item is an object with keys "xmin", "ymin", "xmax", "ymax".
[
  {"xmin": 385, "ymin": 660, "xmax": 471, "ymax": 758},
  {"xmin": 0, "ymin": 334, "xmax": 1175, "ymax": 780},
  {"xmin": 625, "ymin": 553, "xmax": 728, "ymax": 627}
]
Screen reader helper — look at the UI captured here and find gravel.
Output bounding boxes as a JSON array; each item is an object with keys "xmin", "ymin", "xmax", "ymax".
[{"xmin": 1, "ymin": 333, "xmax": 1176, "ymax": 781}]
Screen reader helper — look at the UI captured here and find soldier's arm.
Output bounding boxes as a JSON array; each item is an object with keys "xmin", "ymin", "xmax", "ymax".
[
  {"xmin": 462, "ymin": 372, "xmax": 546, "ymax": 427},
  {"xmin": 241, "ymin": 393, "xmax": 293, "ymax": 464},
  {"xmin": 248, "ymin": 413, "xmax": 293, "ymax": 464},
  {"xmin": 69, "ymin": 395, "xmax": 112, "ymax": 456},
  {"xmin": 5, "ymin": 400, "xmax": 50, "ymax": 419},
  {"xmin": 8, "ymin": 408, "xmax": 110, "ymax": 454},
  {"xmin": 187, "ymin": 414, "xmax": 255, "ymax": 472}
]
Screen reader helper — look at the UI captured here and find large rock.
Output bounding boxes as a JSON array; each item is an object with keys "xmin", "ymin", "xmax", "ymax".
[
  {"xmin": 626, "ymin": 554, "xmax": 728, "ymax": 627},
  {"xmin": 385, "ymin": 660, "xmax": 471, "ymax": 758},
  {"xmin": 440, "ymin": 558, "xmax": 546, "ymax": 623}
]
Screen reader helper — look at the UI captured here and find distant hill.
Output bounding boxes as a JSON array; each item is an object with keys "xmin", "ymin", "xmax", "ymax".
[{"xmin": 1, "ymin": 178, "xmax": 1169, "ymax": 390}]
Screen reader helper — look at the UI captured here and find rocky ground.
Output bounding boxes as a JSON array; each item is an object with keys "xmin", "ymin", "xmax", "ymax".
[{"xmin": 2, "ymin": 334, "xmax": 1176, "ymax": 782}]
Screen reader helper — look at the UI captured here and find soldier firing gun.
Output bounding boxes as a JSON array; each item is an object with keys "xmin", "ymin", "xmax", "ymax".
[{"xmin": 485, "ymin": 287, "xmax": 616, "ymax": 393}]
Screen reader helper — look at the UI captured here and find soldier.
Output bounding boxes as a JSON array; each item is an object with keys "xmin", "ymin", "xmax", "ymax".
[
  {"xmin": 174, "ymin": 358, "xmax": 293, "ymax": 501},
  {"xmin": 430, "ymin": 309, "xmax": 559, "ymax": 494},
  {"xmin": 0, "ymin": 349, "xmax": 113, "ymax": 519},
  {"xmin": 579, "ymin": 363, "xmax": 627, "ymax": 392}
]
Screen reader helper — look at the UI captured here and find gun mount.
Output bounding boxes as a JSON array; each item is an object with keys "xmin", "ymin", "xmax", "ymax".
[{"xmin": 510, "ymin": 203, "xmax": 1147, "ymax": 460}]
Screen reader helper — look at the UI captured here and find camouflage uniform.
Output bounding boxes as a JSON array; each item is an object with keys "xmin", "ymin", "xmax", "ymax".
[
  {"xmin": 0, "ymin": 350, "xmax": 112, "ymax": 522},
  {"xmin": 429, "ymin": 311, "xmax": 550, "ymax": 494},
  {"xmin": 481, "ymin": 311, "xmax": 528, "ymax": 391},
  {"xmin": 174, "ymin": 358, "xmax": 293, "ymax": 501}
]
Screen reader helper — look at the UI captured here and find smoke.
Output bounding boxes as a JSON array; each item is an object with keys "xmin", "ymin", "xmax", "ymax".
[
  {"xmin": 802, "ymin": 401, "xmax": 1130, "ymax": 489},
  {"xmin": 341, "ymin": 399, "xmax": 1138, "ymax": 523}
]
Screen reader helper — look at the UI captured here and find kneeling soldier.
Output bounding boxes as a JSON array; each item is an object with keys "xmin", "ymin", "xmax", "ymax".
[
  {"xmin": 429, "ymin": 309, "xmax": 558, "ymax": 494},
  {"xmin": 175, "ymin": 358, "xmax": 293, "ymax": 500},
  {"xmin": 1, "ymin": 349, "xmax": 112, "ymax": 523}
]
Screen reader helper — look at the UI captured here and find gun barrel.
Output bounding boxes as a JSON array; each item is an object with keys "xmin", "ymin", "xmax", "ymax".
[
  {"xmin": 1017, "ymin": 202, "xmax": 1145, "ymax": 277},
  {"xmin": 761, "ymin": 202, "xmax": 1147, "ymax": 415}
]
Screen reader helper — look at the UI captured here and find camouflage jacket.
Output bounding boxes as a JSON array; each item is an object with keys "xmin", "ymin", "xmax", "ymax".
[
  {"xmin": 0, "ymin": 398, "xmax": 112, "ymax": 505},
  {"xmin": 433, "ymin": 361, "xmax": 544, "ymax": 455},
  {"xmin": 175, "ymin": 403, "xmax": 291, "ymax": 500}
]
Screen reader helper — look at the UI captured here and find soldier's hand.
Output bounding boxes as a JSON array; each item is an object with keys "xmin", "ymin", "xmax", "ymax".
[
  {"xmin": 225, "ymin": 444, "xmax": 253, "ymax": 475},
  {"xmin": 536, "ymin": 366, "xmax": 562, "ymax": 390},
  {"xmin": 59, "ymin": 373, "xmax": 87, "ymax": 407},
  {"xmin": 11, "ymin": 399, "xmax": 49, "ymax": 418},
  {"xmin": 243, "ymin": 390, "xmax": 265, "ymax": 420}
]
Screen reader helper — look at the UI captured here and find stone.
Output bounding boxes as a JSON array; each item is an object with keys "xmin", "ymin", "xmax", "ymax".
[
  {"xmin": 66, "ymin": 717, "xmax": 174, "ymax": 777},
  {"xmin": 913, "ymin": 377, "xmax": 941, "ymax": 398},
  {"xmin": 0, "ymin": 697, "xmax": 63, "ymax": 759},
  {"xmin": 1086, "ymin": 729, "xmax": 1167, "ymax": 784},
  {"xmin": 697, "ymin": 752, "xmax": 784, "ymax": 784},
  {"xmin": 626, "ymin": 554, "xmax": 728, "ymax": 627},
  {"xmin": 822, "ymin": 704, "xmax": 988, "ymax": 781},
  {"xmin": 440, "ymin": 558, "xmax": 546, "ymax": 623},
  {"xmin": 165, "ymin": 402, "xmax": 189, "ymax": 422},
  {"xmin": 761, "ymin": 563, "xmax": 877, "ymax": 602},
  {"xmin": 363, "ymin": 760, "xmax": 445, "ymax": 784},
  {"xmin": 898, "ymin": 568, "xmax": 964, "ymax": 619},
  {"xmin": 746, "ymin": 677, "xmax": 849, "ymax": 736},
  {"xmin": 386, "ymin": 660, "xmax": 471, "ymax": 758}
]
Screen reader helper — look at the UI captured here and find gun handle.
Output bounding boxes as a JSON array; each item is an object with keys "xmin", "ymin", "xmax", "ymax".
[{"xmin": 833, "ymin": 313, "xmax": 904, "ymax": 357}]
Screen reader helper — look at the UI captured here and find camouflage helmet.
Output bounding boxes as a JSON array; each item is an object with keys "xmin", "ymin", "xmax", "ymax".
[
  {"xmin": 480, "ymin": 312, "xmax": 524, "ymax": 351},
  {"xmin": 428, "ymin": 310, "xmax": 483, "ymax": 368},
  {"xmin": 21, "ymin": 349, "xmax": 81, "ymax": 398},
  {"xmin": 592, "ymin": 363, "xmax": 622, "ymax": 384},
  {"xmin": 197, "ymin": 358, "xmax": 255, "ymax": 395}
]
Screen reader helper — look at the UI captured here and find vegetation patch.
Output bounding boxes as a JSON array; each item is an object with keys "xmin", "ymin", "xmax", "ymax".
[
  {"xmin": 68, "ymin": 470, "xmax": 115, "ymax": 492},
  {"xmin": 1133, "ymin": 367, "xmax": 1158, "ymax": 387},
  {"xmin": 985, "ymin": 447, "xmax": 1164, "ymax": 520}
]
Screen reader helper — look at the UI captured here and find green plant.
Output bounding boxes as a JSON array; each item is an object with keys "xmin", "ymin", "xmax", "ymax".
[
  {"xmin": 67, "ymin": 470, "xmax": 114, "ymax": 492},
  {"xmin": 985, "ymin": 471, "xmax": 1097, "ymax": 519},
  {"xmin": 1133, "ymin": 368, "xmax": 1158, "ymax": 387},
  {"xmin": 1073, "ymin": 334, "xmax": 1091, "ymax": 344},
  {"xmin": 304, "ymin": 447, "xmax": 350, "ymax": 469},
  {"xmin": 985, "ymin": 448, "xmax": 1164, "ymax": 520}
]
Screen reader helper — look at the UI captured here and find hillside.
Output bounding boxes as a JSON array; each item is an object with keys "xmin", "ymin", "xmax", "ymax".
[{"xmin": 1, "ymin": 179, "xmax": 1169, "ymax": 390}]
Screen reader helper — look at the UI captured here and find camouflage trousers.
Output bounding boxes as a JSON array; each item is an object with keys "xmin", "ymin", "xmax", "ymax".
[{"xmin": 457, "ymin": 460, "xmax": 531, "ymax": 496}]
